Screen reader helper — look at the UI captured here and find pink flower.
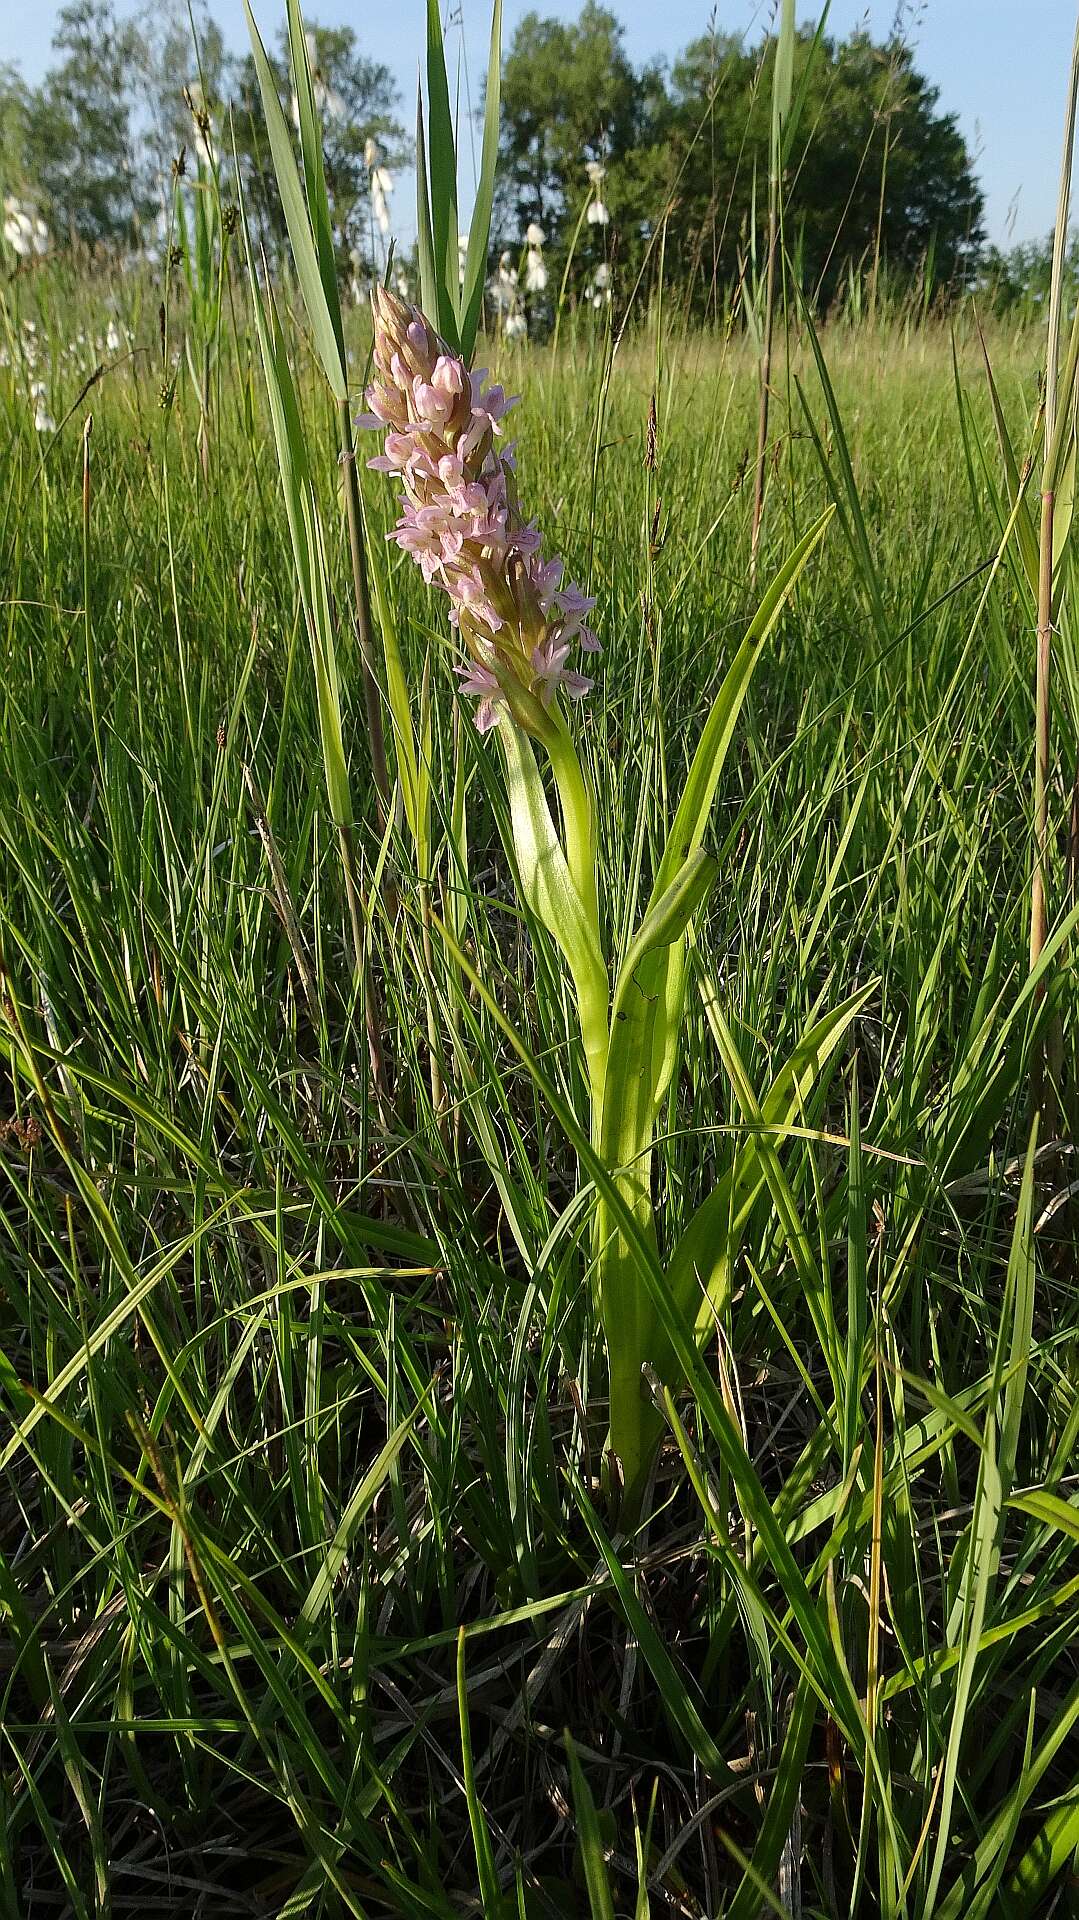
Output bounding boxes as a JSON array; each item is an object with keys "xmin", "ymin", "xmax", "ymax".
[
  {"xmin": 454, "ymin": 660, "xmax": 503, "ymax": 732},
  {"xmin": 531, "ymin": 637, "xmax": 592, "ymax": 706},
  {"xmin": 359, "ymin": 286, "xmax": 599, "ymax": 735}
]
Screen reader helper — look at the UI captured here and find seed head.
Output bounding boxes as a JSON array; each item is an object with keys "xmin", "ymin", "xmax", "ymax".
[{"xmin": 359, "ymin": 287, "xmax": 598, "ymax": 737}]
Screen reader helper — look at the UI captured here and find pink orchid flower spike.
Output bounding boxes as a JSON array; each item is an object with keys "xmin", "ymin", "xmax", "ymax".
[{"xmin": 358, "ymin": 286, "xmax": 599, "ymax": 737}]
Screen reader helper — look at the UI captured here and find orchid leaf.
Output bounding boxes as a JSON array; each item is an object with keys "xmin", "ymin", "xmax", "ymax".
[{"xmin": 499, "ymin": 723, "xmax": 607, "ymax": 1056}]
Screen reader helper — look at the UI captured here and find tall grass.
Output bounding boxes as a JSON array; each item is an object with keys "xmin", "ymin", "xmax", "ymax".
[{"xmin": 1, "ymin": 42, "xmax": 1078, "ymax": 1920}]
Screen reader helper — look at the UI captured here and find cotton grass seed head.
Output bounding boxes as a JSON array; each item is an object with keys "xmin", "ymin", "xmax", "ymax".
[{"xmin": 360, "ymin": 287, "xmax": 598, "ymax": 738}]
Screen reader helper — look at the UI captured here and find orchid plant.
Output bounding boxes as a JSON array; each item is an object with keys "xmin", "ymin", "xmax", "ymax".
[
  {"xmin": 243, "ymin": 0, "xmax": 867, "ymax": 1509},
  {"xmin": 359, "ymin": 284, "xmax": 851, "ymax": 1502}
]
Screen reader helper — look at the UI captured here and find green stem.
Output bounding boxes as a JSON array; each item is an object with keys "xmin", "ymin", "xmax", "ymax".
[
  {"xmin": 608, "ymin": 1344, "xmax": 664, "ymax": 1519},
  {"xmin": 544, "ymin": 718, "xmax": 660, "ymax": 1509},
  {"xmin": 545, "ymin": 715, "xmax": 608, "ymax": 1114}
]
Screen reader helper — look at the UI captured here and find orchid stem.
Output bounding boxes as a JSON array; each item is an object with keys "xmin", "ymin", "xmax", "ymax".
[{"xmin": 546, "ymin": 717, "xmax": 609, "ymax": 1113}]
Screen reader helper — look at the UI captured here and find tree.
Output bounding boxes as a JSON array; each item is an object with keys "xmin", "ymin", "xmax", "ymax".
[
  {"xmin": 494, "ymin": 9, "xmax": 985, "ymax": 314},
  {"xmin": 494, "ymin": 3, "xmax": 664, "ymax": 241},
  {"xmin": 128, "ymin": 0, "xmax": 231, "ymax": 213},
  {"xmin": 29, "ymin": 0, "xmax": 150, "ymax": 247},
  {"xmin": 0, "ymin": 64, "xmax": 40, "ymax": 205},
  {"xmin": 664, "ymin": 26, "xmax": 985, "ymax": 310}
]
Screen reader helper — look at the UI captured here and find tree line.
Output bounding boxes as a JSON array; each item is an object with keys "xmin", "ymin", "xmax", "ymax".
[
  {"xmin": 0, "ymin": 0, "xmax": 1024, "ymax": 318},
  {"xmin": 0, "ymin": 0, "xmax": 403, "ymax": 262}
]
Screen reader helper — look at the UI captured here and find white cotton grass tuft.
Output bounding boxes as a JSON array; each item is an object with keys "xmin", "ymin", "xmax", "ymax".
[
  {"xmin": 30, "ymin": 379, "xmax": 55, "ymax": 435},
  {"xmin": 523, "ymin": 222, "xmax": 547, "ymax": 296},
  {"xmin": 488, "ymin": 250, "xmax": 525, "ymax": 334},
  {"xmin": 301, "ymin": 30, "xmax": 344, "ymax": 122},
  {"xmin": 366, "ymin": 138, "xmax": 394, "ymax": 241},
  {"xmin": 584, "ymin": 159, "xmax": 610, "ymax": 227},
  {"xmin": 586, "ymin": 262, "xmax": 612, "ymax": 309},
  {"xmin": 371, "ymin": 174, "xmax": 393, "ymax": 237},
  {"xmin": 4, "ymin": 196, "xmax": 49, "ymax": 259}
]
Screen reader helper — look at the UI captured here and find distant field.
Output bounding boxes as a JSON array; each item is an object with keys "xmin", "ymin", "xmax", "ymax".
[{"xmin": 1, "ymin": 273, "xmax": 1077, "ymax": 1915}]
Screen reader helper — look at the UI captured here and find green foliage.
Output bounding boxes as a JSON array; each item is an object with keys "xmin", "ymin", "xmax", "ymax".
[
  {"xmin": 2, "ymin": 0, "xmax": 1079, "ymax": 1902},
  {"xmin": 413, "ymin": 0, "xmax": 503, "ymax": 362},
  {"xmin": 22, "ymin": 0, "xmax": 151, "ymax": 246},
  {"xmin": 0, "ymin": 5, "xmax": 403, "ymax": 270},
  {"xmin": 0, "ymin": 0, "xmax": 228, "ymax": 248},
  {"xmin": 497, "ymin": 10, "xmax": 985, "ymax": 314},
  {"xmin": 1, "ymin": 262, "xmax": 1077, "ymax": 1911},
  {"xmin": 978, "ymin": 229, "xmax": 1079, "ymax": 317},
  {"xmin": 496, "ymin": 2, "xmax": 664, "ymax": 229}
]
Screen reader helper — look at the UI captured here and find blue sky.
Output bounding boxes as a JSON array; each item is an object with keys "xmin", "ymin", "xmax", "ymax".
[{"xmin": 8, "ymin": 0, "xmax": 1075, "ymax": 248}]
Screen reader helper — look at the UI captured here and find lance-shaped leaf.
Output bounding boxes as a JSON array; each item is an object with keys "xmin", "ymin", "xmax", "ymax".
[
  {"xmin": 499, "ymin": 723, "xmax": 608, "ymax": 1092},
  {"xmin": 459, "ymin": 0, "xmax": 503, "ymax": 361},
  {"xmin": 360, "ymin": 493, "xmax": 422, "ymax": 855},
  {"xmin": 596, "ymin": 853, "xmax": 718, "ymax": 1488},
  {"xmin": 632, "ymin": 505, "xmax": 835, "ymax": 1124},
  {"xmin": 244, "ymin": 0, "xmax": 345, "ymax": 400},
  {"xmin": 666, "ymin": 982, "xmax": 875, "ymax": 1342},
  {"xmin": 238, "ymin": 176, "xmax": 352, "ymax": 831},
  {"xmin": 769, "ymin": 0, "xmax": 795, "ymax": 184},
  {"xmin": 1052, "ymin": 426, "xmax": 1077, "ymax": 575},
  {"xmin": 650, "ymin": 507, "xmax": 834, "ymax": 910},
  {"xmin": 420, "ymin": 0, "xmax": 461, "ymax": 347},
  {"xmin": 600, "ymin": 849, "xmax": 718, "ymax": 1216},
  {"xmin": 593, "ymin": 516, "xmax": 833, "ymax": 1492},
  {"xmin": 414, "ymin": 84, "xmax": 440, "ymax": 331}
]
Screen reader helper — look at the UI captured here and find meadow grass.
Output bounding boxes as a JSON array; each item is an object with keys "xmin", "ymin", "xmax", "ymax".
[{"xmin": 1, "ymin": 266, "xmax": 1078, "ymax": 1916}]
